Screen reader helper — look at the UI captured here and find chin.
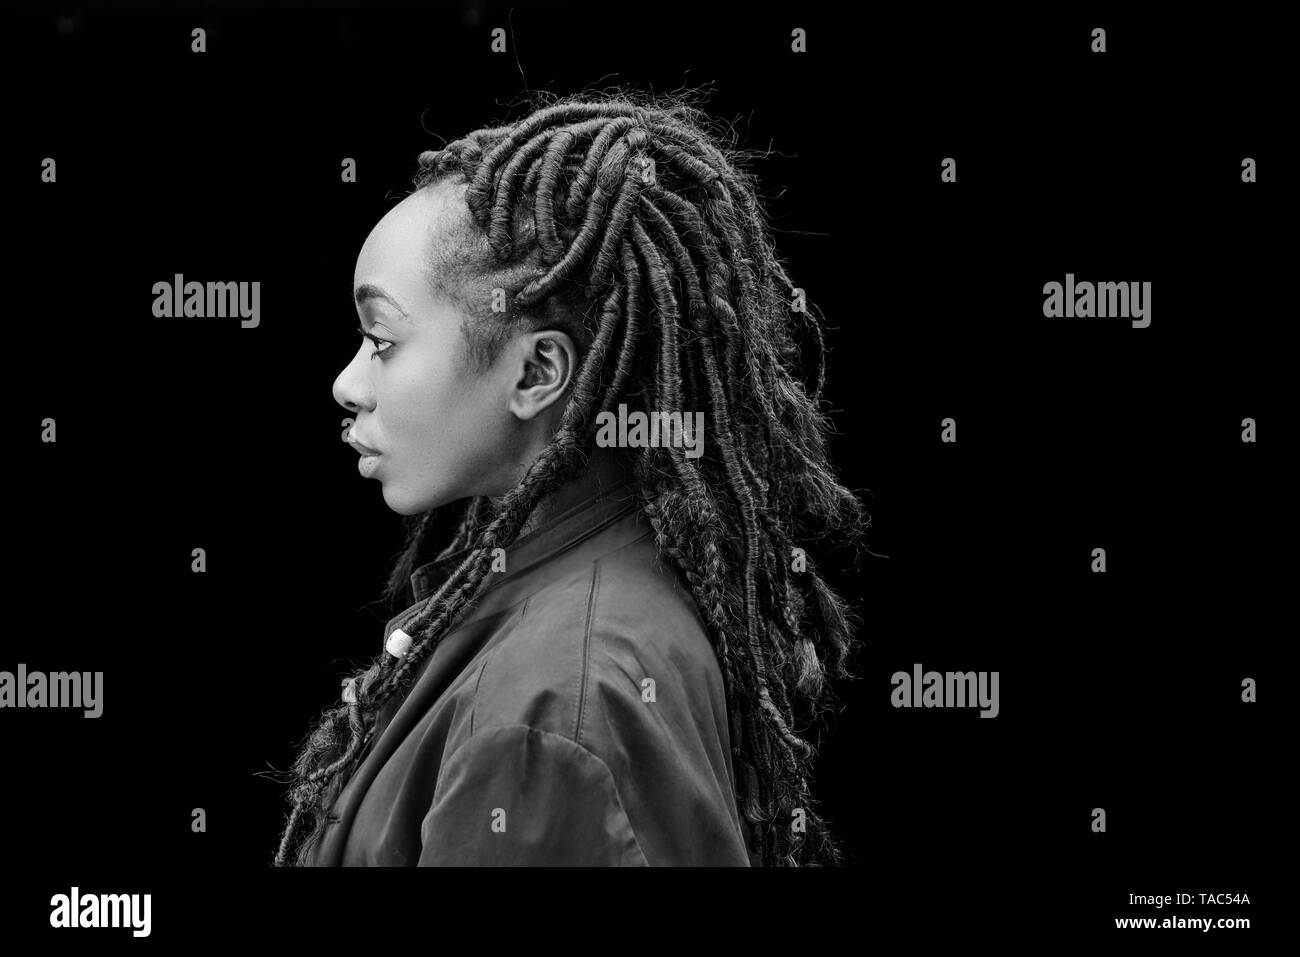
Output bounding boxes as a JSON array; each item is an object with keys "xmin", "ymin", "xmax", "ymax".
[
  {"xmin": 381, "ymin": 482, "xmax": 448, "ymax": 516},
  {"xmin": 380, "ymin": 484, "xmax": 422, "ymax": 516}
]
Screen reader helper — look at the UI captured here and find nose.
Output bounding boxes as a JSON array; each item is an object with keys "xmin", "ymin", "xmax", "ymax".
[{"xmin": 333, "ymin": 342, "xmax": 374, "ymax": 415}]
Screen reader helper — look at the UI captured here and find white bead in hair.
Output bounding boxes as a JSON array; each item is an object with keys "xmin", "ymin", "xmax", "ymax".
[{"xmin": 385, "ymin": 628, "xmax": 413, "ymax": 659}]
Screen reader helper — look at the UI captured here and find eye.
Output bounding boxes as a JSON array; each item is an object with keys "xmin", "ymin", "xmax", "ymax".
[{"xmin": 357, "ymin": 324, "xmax": 395, "ymax": 358}]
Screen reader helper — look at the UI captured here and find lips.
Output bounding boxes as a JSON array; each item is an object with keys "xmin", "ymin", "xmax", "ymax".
[{"xmin": 347, "ymin": 436, "xmax": 381, "ymax": 456}]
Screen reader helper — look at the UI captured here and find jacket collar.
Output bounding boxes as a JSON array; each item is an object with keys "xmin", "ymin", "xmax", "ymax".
[{"xmin": 404, "ymin": 446, "xmax": 639, "ymax": 609}]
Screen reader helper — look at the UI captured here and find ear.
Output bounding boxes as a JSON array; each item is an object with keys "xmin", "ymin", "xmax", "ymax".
[{"xmin": 506, "ymin": 330, "xmax": 577, "ymax": 422}]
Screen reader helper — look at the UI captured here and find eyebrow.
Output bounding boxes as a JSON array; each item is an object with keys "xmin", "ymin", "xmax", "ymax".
[{"xmin": 354, "ymin": 284, "xmax": 411, "ymax": 322}]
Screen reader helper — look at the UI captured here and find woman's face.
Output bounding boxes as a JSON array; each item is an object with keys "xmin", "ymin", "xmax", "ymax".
[{"xmin": 333, "ymin": 183, "xmax": 519, "ymax": 515}]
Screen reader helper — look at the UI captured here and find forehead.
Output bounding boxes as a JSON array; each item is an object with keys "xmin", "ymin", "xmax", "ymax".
[{"xmin": 353, "ymin": 180, "xmax": 485, "ymax": 304}]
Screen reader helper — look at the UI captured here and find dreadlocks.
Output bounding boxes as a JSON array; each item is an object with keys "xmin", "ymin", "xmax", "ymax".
[{"xmin": 274, "ymin": 89, "xmax": 867, "ymax": 867}]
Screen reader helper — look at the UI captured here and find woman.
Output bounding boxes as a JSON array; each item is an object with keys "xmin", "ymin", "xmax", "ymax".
[{"xmin": 273, "ymin": 91, "xmax": 865, "ymax": 867}]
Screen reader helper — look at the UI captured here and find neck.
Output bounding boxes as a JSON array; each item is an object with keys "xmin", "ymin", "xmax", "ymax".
[{"xmin": 509, "ymin": 445, "xmax": 632, "ymax": 541}]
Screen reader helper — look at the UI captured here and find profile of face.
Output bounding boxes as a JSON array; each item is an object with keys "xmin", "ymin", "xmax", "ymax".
[{"xmin": 333, "ymin": 180, "xmax": 575, "ymax": 515}]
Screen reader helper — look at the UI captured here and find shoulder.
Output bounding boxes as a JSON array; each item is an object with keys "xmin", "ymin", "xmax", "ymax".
[
  {"xmin": 438, "ymin": 537, "xmax": 750, "ymax": 864},
  {"xmin": 466, "ymin": 534, "xmax": 725, "ymax": 749}
]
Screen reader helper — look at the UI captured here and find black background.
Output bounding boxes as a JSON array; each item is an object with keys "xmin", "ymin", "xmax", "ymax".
[{"xmin": 8, "ymin": 0, "xmax": 1282, "ymax": 944}]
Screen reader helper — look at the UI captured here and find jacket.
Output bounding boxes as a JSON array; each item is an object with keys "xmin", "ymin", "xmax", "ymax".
[{"xmin": 306, "ymin": 449, "xmax": 754, "ymax": 866}]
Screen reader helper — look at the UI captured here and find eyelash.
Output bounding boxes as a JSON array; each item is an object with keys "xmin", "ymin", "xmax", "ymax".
[{"xmin": 357, "ymin": 324, "xmax": 394, "ymax": 359}]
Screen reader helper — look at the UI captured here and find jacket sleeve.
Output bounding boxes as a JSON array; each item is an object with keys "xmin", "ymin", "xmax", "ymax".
[{"xmin": 417, "ymin": 724, "xmax": 649, "ymax": 866}]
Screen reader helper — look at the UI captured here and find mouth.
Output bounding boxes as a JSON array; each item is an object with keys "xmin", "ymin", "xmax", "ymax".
[{"xmin": 347, "ymin": 437, "xmax": 382, "ymax": 456}]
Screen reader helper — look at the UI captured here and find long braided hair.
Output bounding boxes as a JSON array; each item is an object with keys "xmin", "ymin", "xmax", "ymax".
[{"xmin": 274, "ymin": 90, "xmax": 867, "ymax": 867}]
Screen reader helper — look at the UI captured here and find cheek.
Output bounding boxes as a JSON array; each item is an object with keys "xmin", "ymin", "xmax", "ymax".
[
  {"xmin": 377, "ymin": 349, "xmax": 508, "ymax": 477},
  {"xmin": 378, "ymin": 355, "xmax": 459, "ymax": 436}
]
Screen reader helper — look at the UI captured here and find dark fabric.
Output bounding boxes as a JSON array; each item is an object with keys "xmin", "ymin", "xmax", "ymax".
[{"xmin": 307, "ymin": 450, "xmax": 754, "ymax": 866}]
